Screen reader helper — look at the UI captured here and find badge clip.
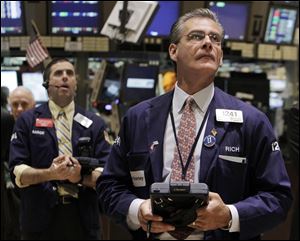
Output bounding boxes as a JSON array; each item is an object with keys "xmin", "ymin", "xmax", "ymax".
[
  {"xmin": 150, "ymin": 140, "xmax": 159, "ymax": 151},
  {"xmin": 211, "ymin": 128, "xmax": 217, "ymax": 137}
]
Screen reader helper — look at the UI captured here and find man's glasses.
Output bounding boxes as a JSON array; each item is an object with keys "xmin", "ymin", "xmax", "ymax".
[{"xmin": 185, "ymin": 31, "xmax": 222, "ymax": 45}]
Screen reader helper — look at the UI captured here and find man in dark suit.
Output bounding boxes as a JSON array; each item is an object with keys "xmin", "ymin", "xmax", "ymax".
[
  {"xmin": 1, "ymin": 92, "xmax": 16, "ymax": 240},
  {"xmin": 1, "ymin": 86, "xmax": 14, "ymax": 161},
  {"xmin": 2, "ymin": 86, "xmax": 35, "ymax": 240},
  {"xmin": 97, "ymin": 8, "xmax": 292, "ymax": 240},
  {"xmin": 9, "ymin": 58, "xmax": 111, "ymax": 240}
]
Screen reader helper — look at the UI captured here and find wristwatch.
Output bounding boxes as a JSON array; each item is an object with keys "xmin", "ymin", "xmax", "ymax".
[{"xmin": 221, "ymin": 218, "xmax": 232, "ymax": 230}]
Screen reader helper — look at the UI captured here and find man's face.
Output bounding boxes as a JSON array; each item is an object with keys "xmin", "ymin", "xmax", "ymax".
[
  {"xmin": 169, "ymin": 17, "xmax": 223, "ymax": 78},
  {"xmin": 47, "ymin": 61, "xmax": 77, "ymax": 107},
  {"xmin": 10, "ymin": 92, "xmax": 35, "ymax": 120}
]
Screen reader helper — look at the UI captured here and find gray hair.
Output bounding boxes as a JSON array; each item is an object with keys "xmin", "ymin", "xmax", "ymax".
[
  {"xmin": 9, "ymin": 86, "xmax": 35, "ymax": 104},
  {"xmin": 170, "ymin": 8, "xmax": 224, "ymax": 44}
]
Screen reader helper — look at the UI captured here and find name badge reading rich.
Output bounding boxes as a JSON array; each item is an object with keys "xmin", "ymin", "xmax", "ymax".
[{"xmin": 216, "ymin": 109, "xmax": 243, "ymax": 123}]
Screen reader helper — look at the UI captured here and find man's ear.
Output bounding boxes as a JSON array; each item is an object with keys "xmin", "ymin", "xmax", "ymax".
[
  {"xmin": 75, "ymin": 75, "xmax": 78, "ymax": 91},
  {"xmin": 169, "ymin": 43, "xmax": 178, "ymax": 62},
  {"xmin": 219, "ymin": 50, "xmax": 223, "ymax": 66}
]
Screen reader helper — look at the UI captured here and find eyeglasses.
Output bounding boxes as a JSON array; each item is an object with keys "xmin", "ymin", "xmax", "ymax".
[{"xmin": 185, "ymin": 31, "xmax": 222, "ymax": 45}]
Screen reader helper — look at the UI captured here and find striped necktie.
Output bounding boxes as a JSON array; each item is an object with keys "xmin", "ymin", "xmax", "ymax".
[
  {"xmin": 56, "ymin": 110, "xmax": 72, "ymax": 156},
  {"xmin": 55, "ymin": 110, "xmax": 78, "ymax": 198}
]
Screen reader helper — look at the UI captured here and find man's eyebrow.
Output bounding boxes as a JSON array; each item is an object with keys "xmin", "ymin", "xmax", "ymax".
[
  {"xmin": 53, "ymin": 69, "xmax": 74, "ymax": 74},
  {"xmin": 187, "ymin": 30, "xmax": 220, "ymax": 35}
]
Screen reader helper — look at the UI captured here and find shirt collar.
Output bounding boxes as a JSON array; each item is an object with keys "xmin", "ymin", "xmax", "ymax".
[
  {"xmin": 49, "ymin": 100, "xmax": 75, "ymax": 120},
  {"xmin": 173, "ymin": 82, "xmax": 214, "ymax": 114}
]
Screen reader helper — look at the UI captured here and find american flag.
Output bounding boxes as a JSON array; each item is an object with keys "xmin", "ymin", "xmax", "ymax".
[{"xmin": 26, "ymin": 37, "xmax": 49, "ymax": 68}]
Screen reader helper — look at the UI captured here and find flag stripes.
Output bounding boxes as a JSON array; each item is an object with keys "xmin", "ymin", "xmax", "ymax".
[{"xmin": 26, "ymin": 38, "xmax": 49, "ymax": 68}]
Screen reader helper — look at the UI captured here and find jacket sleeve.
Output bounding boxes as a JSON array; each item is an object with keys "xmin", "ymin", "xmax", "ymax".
[
  {"xmin": 235, "ymin": 111, "xmax": 292, "ymax": 239},
  {"xmin": 9, "ymin": 114, "xmax": 32, "ymax": 185},
  {"xmin": 91, "ymin": 116, "xmax": 111, "ymax": 167},
  {"xmin": 96, "ymin": 111, "xmax": 139, "ymax": 225}
]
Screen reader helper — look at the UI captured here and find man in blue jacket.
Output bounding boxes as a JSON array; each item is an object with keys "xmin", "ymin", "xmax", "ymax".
[
  {"xmin": 9, "ymin": 58, "xmax": 111, "ymax": 240},
  {"xmin": 97, "ymin": 8, "xmax": 292, "ymax": 240}
]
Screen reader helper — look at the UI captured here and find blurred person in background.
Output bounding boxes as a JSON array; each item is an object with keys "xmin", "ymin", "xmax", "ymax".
[
  {"xmin": 1, "ymin": 86, "xmax": 35, "ymax": 239},
  {"xmin": 1, "ymin": 86, "xmax": 16, "ymax": 240},
  {"xmin": 8, "ymin": 86, "xmax": 36, "ymax": 120}
]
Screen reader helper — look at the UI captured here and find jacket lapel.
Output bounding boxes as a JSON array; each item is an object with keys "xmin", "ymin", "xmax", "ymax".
[
  {"xmin": 72, "ymin": 106, "xmax": 82, "ymax": 151},
  {"xmin": 199, "ymin": 88, "xmax": 230, "ymax": 183},
  {"xmin": 146, "ymin": 91, "xmax": 174, "ymax": 182}
]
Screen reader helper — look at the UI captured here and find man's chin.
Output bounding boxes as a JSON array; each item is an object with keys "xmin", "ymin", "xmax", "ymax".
[
  {"xmin": 193, "ymin": 64, "xmax": 218, "ymax": 73},
  {"xmin": 54, "ymin": 96, "xmax": 74, "ymax": 107}
]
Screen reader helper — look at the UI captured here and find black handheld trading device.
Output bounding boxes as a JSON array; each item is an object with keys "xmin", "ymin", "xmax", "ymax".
[
  {"xmin": 76, "ymin": 137, "xmax": 103, "ymax": 175},
  {"xmin": 150, "ymin": 182, "xmax": 209, "ymax": 227}
]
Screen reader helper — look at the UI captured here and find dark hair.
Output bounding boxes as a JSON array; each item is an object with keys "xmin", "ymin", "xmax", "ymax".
[
  {"xmin": 170, "ymin": 8, "xmax": 224, "ymax": 44},
  {"xmin": 43, "ymin": 58, "xmax": 73, "ymax": 88},
  {"xmin": 1, "ymin": 86, "xmax": 9, "ymax": 108}
]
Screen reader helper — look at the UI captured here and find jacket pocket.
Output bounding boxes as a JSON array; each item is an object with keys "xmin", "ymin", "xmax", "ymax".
[
  {"xmin": 213, "ymin": 155, "xmax": 248, "ymax": 201},
  {"xmin": 219, "ymin": 155, "xmax": 247, "ymax": 164}
]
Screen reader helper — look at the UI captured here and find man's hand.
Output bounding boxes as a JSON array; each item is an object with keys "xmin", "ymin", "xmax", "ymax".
[
  {"xmin": 50, "ymin": 155, "xmax": 72, "ymax": 180},
  {"xmin": 190, "ymin": 192, "xmax": 231, "ymax": 231},
  {"xmin": 138, "ymin": 199, "xmax": 175, "ymax": 233},
  {"xmin": 81, "ymin": 168, "xmax": 102, "ymax": 188},
  {"xmin": 67, "ymin": 157, "xmax": 82, "ymax": 183},
  {"xmin": 50, "ymin": 155, "xmax": 81, "ymax": 182}
]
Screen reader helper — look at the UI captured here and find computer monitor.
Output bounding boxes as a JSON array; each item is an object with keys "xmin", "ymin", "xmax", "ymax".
[
  {"xmin": 146, "ymin": 1, "xmax": 180, "ymax": 37},
  {"xmin": 1, "ymin": 70, "xmax": 19, "ymax": 94},
  {"xmin": 121, "ymin": 63, "xmax": 159, "ymax": 106},
  {"xmin": 21, "ymin": 72, "xmax": 48, "ymax": 103},
  {"xmin": 1, "ymin": 1, "xmax": 25, "ymax": 35},
  {"xmin": 227, "ymin": 72, "xmax": 270, "ymax": 110},
  {"xmin": 264, "ymin": 5, "xmax": 298, "ymax": 44},
  {"xmin": 97, "ymin": 61, "xmax": 124, "ymax": 112},
  {"xmin": 48, "ymin": 1, "xmax": 102, "ymax": 35},
  {"xmin": 207, "ymin": 1, "xmax": 250, "ymax": 41}
]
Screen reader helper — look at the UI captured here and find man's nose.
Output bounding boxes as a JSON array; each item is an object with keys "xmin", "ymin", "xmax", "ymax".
[
  {"xmin": 201, "ymin": 35, "xmax": 213, "ymax": 50},
  {"xmin": 62, "ymin": 70, "xmax": 68, "ymax": 79},
  {"xmin": 16, "ymin": 104, "xmax": 24, "ymax": 111}
]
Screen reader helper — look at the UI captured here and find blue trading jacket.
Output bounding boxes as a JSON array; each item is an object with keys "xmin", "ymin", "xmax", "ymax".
[
  {"xmin": 97, "ymin": 87, "xmax": 292, "ymax": 240},
  {"xmin": 9, "ymin": 103, "xmax": 111, "ymax": 233}
]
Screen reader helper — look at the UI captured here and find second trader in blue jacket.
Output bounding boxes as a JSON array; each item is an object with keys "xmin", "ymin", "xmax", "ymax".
[{"xmin": 9, "ymin": 58, "xmax": 111, "ymax": 240}]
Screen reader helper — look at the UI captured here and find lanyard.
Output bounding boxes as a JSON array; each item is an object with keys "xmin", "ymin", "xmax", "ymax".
[{"xmin": 169, "ymin": 99, "xmax": 213, "ymax": 180}]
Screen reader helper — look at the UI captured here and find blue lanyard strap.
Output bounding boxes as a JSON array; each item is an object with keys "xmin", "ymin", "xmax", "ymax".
[{"xmin": 169, "ymin": 98, "xmax": 214, "ymax": 180}]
